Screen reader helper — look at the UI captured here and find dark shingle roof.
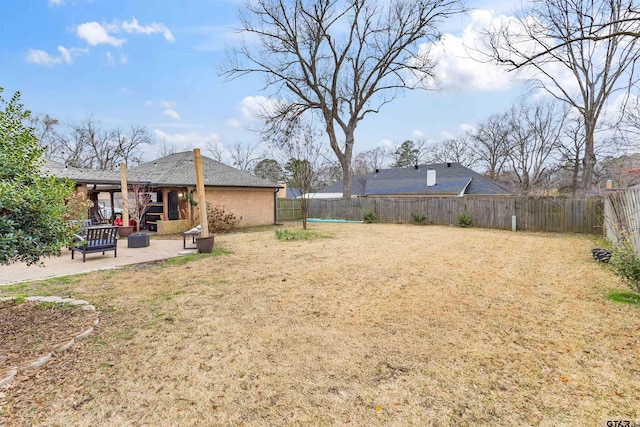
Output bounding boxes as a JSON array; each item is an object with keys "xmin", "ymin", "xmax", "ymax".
[
  {"xmin": 128, "ymin": 152, "xmax": 280, "ymax": 188},
  {"xmin": 318, "ymin": 163, "xmax": 513, "ymax": 196},
  {"xmin": 40, "ymin": 159, "xmax": 127, "ymax": 185}
]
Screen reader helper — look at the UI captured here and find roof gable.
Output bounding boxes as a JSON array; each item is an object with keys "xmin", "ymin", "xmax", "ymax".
[{"xmin": 128, "ymin": 152, "xmax": 280, "ymax": 188}]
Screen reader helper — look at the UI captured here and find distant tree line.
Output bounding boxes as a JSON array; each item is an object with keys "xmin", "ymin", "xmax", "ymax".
[{"xmin": 350, "ymin": 98, "xmax": 640, "ymax": 195}]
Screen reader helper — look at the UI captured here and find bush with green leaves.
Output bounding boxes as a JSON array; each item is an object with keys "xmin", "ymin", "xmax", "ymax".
[
  {"xmin": 411, "ymin": 212, "xmax": 427, "ymax": 225},
  {"xmin": 610, "ymin": 238, "xmax": 640, "ymax": 293},
  {"xmin": 0, "ymin": 88, "xmax": 75, "ymax": 265},
  {"xmin": 363, "ymin": 210, "xmax": 377, "ymax": 223},
  {"xmin": 458, "ymin": 210, "xmax": 473, "ymax": 227}
]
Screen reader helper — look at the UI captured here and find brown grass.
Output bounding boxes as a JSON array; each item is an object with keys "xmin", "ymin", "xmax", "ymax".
[{"xmin": 1, "ymin": 223, "xmax": 639, "ymax": 426}]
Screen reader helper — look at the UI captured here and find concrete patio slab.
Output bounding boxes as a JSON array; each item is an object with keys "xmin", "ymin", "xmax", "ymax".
[{"xmin": 0, "ymin": 238, "xmax": 196, "ymax": 286}]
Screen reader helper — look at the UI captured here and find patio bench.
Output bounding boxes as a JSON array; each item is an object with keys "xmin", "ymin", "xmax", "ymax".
[
  {"xmin": 71, "ymin": 226, "xmax": 118, "ymax": 262},
  {"xmin": 183, "ymin": 225, "xmax": 201, "ymax": 249}
]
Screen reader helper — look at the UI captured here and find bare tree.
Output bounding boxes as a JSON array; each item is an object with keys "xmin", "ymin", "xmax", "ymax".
[
  {"xmin": 352, "ymin": 147, "xmax": 389, "ymax": 175},
  {"xmin": 315, "ymin": 156, "xmax": 343, "ymax": 187},
  {"xmin": 429, "ymin": 136, "xmax": 477, "ymax": 168},
  {"xmin": 269, "ymin": 122, "xmax": 326, "ymax": 229},
  {"xmin": 157, "ymin": 139, "xmax": 178, "ymax": 157},
  {"xmin": 621, "ymin": 95, "xmax": 640, "ymax": 143},
  {"xmin": 466, "ymin": 112, "xmax": 511, "ymax": 180},
  {"xmin": 128, "ymin": 184, "xmax": 154, "ymax": 232},
  {"xmin": 597, "ymin": 149, "xmax": 640, "ymax": 188},
  {"xmin": 224, "ymin": 0, "xmax": 466, "ymax": 197},
  {"xmin": 485, "ymin": 0, "xmax": 640, "ymax": 192},
  {"xmin": 114, "ymin": 125, "xmax": 151, "ymax": 167},
  {"xmin": 229, "ymin": 141, "xmax": 263, "ymax": 172},
  {"xmin": 504, "ymin": 101, "xmax": 567, "ymax": 194},
  {"xmin": 555, "ymin": 116, "xmax": 586, "ymax": 194},
  {"xmin": 205, "ymin": 140, "xmax": 225, "ymax": 162},
  {"xmin": 29, "ymin": 114, "xmax": 60, "ymax": 159},
  {"xmin": 51, "ymin": 116, "xmax": 151, "ymax": 169}
]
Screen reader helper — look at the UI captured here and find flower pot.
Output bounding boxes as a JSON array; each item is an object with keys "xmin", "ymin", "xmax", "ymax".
[
  {"xmin": 196, "ymin": 236, "xmax": 215, "ymax": 253},
  {"xmin": 128, "ymin": 233, "xmax": 150, "ymax": 248},
  {"xmin": 118, "ymin": 226, "xmax": 135, "ymax": 238}
]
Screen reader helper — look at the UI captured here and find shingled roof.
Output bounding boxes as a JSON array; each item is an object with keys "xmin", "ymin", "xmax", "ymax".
[
  {"xmin": 40, "ymin": 159, "xmax": 132, "ymax": 185},
  {"xmin": 317, "ymin": 163, "xmax": 514, "ymax": 196},
  {"xmin": 128, "ymin": 152, "xmax": 281, "ymax": 188}
]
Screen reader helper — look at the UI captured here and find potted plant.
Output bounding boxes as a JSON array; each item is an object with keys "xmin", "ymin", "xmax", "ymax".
[
  {"xmin": 196, "ymin": 235, "xmax": 215, "ymax": 253},
  {"xmin": 126, "ymin": 184, "xmax": 153, "ymax": 248}
]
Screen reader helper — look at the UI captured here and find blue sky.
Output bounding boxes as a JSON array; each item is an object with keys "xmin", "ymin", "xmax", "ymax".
[{"xmin": 1, "ymin": 0, "xmax": 528, "ymax": 162}]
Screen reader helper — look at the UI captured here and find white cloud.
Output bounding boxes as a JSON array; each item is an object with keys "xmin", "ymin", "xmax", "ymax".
[
  {"xmin": 160, "ymin": 100, "xmax": 176, "ymax": 108},
  {"xmin": 122, "ymin": 17, "xmax": 175, "ymax": 42},
  {"xmin": 412, "ymin": 129, "xmax": 425, "ymax": 138},
  {"xmin": 146, "ymin": 100, "xmax": 154, "ymax": 107},
  {"xmin": 58, "ymin": 46, "xmax": 72, "ymax": 63},
  {"xmin": 154, "ymin": 130, "xmax": 220, "ymax": 149},
  {"xmin": 440, "ymin": 123, "xmax": 478, "ymax": 140},
  {"xmin": 48, "ymin": 0, "xmax": 64, "ymax": 6},
  {"xmin": 163, "ymin": 109, "xmax": 181, "ymax": 120},
  {"xmin": 25, "ymin": 49, "xmax": 60, "ymax": 66},
  {"xmin": 225, "ymin": 118, "xmax": 242, "ymax": 128},
  {"xmin": 239, "ymin": 95, "xmax": 284, "ymax": 122},
  {"xmin": 376, "ymin": 139, "xmax": 396, "ymax": 152},
  {"xmin": 415, "ymin": 9, "xmax": 531, "ymax": 93},
  {"xmin": 25, "ymin": 45, "xmax": 86, "ymax": 66},
  {"xmin": 458, "ymin": 123, "xmax": 475, "ymax": 134},
  {"xmin": 77, "ymin": 22, "xmax": 125, "ymax": 46}
]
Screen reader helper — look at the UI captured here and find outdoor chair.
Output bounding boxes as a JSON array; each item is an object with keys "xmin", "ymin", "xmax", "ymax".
[{"xmin": 71, "ymin": 225, "xmax": 118, "ymax": 262}]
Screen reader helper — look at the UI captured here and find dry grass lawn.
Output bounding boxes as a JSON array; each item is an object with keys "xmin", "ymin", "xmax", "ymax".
[{"xmin": 1, "ymin": 223, "xmax": 639, "ymax": 426}]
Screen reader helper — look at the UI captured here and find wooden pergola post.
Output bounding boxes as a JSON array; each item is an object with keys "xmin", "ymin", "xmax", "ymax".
[
  {"xmin": 194, "ymin": 149, "xmax": 209, "ymax": 238},
  {"xmin": 120, "ymin": 162, "xmax": 129, "ymax": 225}
]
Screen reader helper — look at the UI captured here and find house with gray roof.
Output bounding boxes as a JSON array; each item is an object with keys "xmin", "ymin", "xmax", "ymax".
[
  {"xmin": 315, "ymin": 163, "xmax": 514, "ymax": 198},
  {"xmin": 127, "ymin": 152, "xmax": 282, "ymax": 232},
  {"xmin": 43, "ymin": 152, "xmax": 282, "ymax": 233}
]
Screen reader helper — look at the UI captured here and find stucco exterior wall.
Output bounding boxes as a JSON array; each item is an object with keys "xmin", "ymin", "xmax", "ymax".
[{"xmin": 193, "ymin": 186, "xmax": 276, "ymax": 227}]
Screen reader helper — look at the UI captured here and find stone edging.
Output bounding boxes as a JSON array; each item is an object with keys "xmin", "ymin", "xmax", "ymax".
[{"xmin": 0, "ymin": 296, "xmax": 99, "ymax": 389}]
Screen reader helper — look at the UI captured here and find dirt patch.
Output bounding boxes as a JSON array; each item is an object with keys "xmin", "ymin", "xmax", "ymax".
[
  {"xmin": 0, "ymin": 301, "xmax": 97, "ymax": 380},
  {"xmin": 0, "ymin": 223, "xmax": 638, "ymax": 426}
]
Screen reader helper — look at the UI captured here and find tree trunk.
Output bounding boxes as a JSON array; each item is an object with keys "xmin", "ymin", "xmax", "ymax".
[
  {"xmin": 342, "ymin": 130, "xmax": 356, "ymax": 198},
  {"xmin": 582, "ymin": 118, "xmax": 596, "ymax": 192},
  {"xmin": 301, "ymin": 197, "xmax": 308, "ymax": 230},
  {"xmin": 571, "ymin": 155, "xmax": 580, "ymax": 196}
]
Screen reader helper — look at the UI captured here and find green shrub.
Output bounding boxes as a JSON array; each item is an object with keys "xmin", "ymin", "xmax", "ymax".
[
  {"xmin": 458, "ymin": 210, "xmax": 473, "ymax": 227},
  {"xmin": 610, "ymin": 238, "xmax": 640, "ymax": 293},
  {"xmin": 363, "ymin": 210, "xmax": 377, "ymax": 223},
  {"xmin": 411, "ymin": 212, "xmax": 427, "ymax": 225}
]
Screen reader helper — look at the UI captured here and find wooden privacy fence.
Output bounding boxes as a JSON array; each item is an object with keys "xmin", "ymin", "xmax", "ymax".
[
  {"xmin": 604, "ymin": 188, "xmax": 640, "ymax": 250},
  {"xmin": 277, "ymin": 196, "xmax": 604, "ymax": 235}
]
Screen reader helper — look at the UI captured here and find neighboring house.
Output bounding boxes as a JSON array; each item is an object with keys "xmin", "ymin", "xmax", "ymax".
[
  {"xmin": 42, "ymin": 152, "xmax": 282, "ymax": 233},
  {"xmin": 315, "ymin": 163, "xmax": 514, "ymax": 198}
]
